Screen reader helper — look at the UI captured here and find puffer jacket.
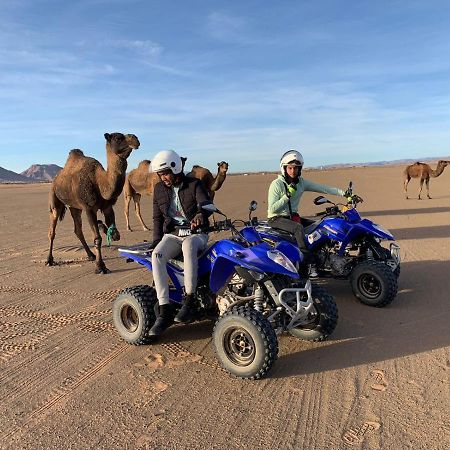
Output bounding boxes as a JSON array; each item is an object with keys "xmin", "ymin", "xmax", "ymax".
[{"xmin": 152, "ymin": 174, "xmax": 212, "ymax": 241}]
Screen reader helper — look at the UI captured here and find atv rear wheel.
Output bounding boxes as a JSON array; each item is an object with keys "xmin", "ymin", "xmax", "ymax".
[
  {"xmin": 350, "ymin": 261, "xmax": 398, "ymax": 307},
  {"xmin": 112, "ymin": 285, "xmax": 157, "ymax": 345},
  {"xmin": 213, "ymin": 306, "xmax": 278, "ymax": 380},
  {"xmin": 288, "ymin": 285, "xmax": 338, "ymax": 342}
]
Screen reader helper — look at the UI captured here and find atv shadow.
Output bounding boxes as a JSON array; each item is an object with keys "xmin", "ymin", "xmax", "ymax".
[
  {"xmin": 390, "ymin": 225, "xmax": 450, "ymax": 240},
  {"xmin": 362, "ymin": 206, "xmax": 450, "ymax": 217},
  {"xmin": 271, "ymin": 259, "xmax": 450, "ymax": 378}
]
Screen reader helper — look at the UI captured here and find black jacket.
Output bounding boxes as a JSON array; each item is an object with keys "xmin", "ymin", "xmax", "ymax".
[{"xmin": 152, "ymin": 174, "xmax": 212, "ymax": 242}]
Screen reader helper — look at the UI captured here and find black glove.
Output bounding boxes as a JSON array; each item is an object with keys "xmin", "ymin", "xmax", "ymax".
[
  {"xmin": 352, "ymin": 194, "xmax": 364, "ymax": 204},
  {"xmin": 149, "ymin": 239, "xmax": 161, "ymax": 250}
]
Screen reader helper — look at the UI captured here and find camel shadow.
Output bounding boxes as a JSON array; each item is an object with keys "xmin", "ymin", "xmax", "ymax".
[
  {"xmin": 390, "ymin": 224, "xmax": 450, "ymax": 240},
  {"xmin": 362, "ymin": 206, "xmax": 450, "ymax": 217},
  {"xmin": 271, "ymin": 259, "xmax": 450, "ymax": 378}
]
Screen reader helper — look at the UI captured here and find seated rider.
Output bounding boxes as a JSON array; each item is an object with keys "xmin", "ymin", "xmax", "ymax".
[
  {"xmin": 267, "ymin": 149, "xmax": 350, "ymax": 273},
  {"xmin": 149, "ymin": 150, "xmax": 212, "ymax": 337}
]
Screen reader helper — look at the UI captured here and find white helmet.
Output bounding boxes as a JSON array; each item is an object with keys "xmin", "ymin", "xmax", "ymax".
[
  {"xmin": 151, "ymin": 150, "xmax": 183, "ymax": 175},
  {"xmin": 280, "ymin": 150, "xmax": 304, "ymax": 173}
]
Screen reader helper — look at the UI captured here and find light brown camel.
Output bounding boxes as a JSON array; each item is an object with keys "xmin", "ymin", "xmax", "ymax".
[
  {"xmin": 124, "ymin": 160, "xmax": 229, "ymax": 231},
  {"xmin": 46, "ymin": 132, "xmax": 140, "ymax": 273},
  {"xmin": 403, "ymin": 160, "xmax": 450, "ymax": 199}
]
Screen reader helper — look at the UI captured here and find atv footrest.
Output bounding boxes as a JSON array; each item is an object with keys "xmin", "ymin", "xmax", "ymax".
[{"xmin": 118, "ymin": 242, "xmax": 154, "ymax": 255}]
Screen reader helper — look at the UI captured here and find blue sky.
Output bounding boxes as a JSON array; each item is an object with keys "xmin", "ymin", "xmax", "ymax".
[{"xmin": 1, "ymin": 0, "xmax": 450, "ymax": 173}]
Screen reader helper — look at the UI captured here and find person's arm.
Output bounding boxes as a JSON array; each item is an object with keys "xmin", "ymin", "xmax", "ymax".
[
  {"xmin": 302, "ymin": 178, "xmax": 345, "ymax": 196},
  {"xmin": 191, "ymin": 180, "xmax": 212, "ymax": 228},
  {"xmin": 268, "ymin": 179, "xmax": 290, "ymax": 215},
  {"xmin": 152, "ymin": 184, "xmax": 164, "ymax": 242}
]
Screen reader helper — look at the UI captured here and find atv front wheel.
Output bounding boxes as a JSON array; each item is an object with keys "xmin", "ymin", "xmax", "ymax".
[
  {"xmin": 112, "ymin": 285, "xmax": 157, "ymax": 345},
  {"xmin": 213, "ymin": 306, "xmax": 278, "ymax": 380},
  {"xmin": 350, "ymin": 261, "xmax": 398, "ymax": 307},
  {"xmin": 288, "ymin": 285, "xmax": 338, "ymax": 342}
]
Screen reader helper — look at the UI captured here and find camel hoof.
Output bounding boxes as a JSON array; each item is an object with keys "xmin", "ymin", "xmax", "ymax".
[
  {"xmin": 87, "ymin": 254, "xmax": 96, "ymax": 261},
  {"xmin": 95, "ymin": 266, "xmax": 111, "ymax": 274},
  {"xmin": 45, "ymin": 259, "xmax": 57, "ymax": 267},
  {"xmin": 143, "ymin": 227, "xmax": 150, "ymax": 231}
]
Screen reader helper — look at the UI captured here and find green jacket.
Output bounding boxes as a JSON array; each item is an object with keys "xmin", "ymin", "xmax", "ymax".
[{"xmin": 267, "ymin": 175, "xmax": 345, "ymax": 219}]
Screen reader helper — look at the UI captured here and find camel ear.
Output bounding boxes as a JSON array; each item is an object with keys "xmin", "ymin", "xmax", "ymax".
[
  {"xmin": 217, "ymin": 162, "xmax": 220, "ymax": 166},
  {"xmin": 104, "ymin": 133, "xmax": 111, "ymax": 141}
]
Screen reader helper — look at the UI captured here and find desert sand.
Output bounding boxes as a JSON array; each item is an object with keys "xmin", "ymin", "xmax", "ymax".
[{"xmin": 0, "ymin": 165, "xmax": 449, "ymax": 450}]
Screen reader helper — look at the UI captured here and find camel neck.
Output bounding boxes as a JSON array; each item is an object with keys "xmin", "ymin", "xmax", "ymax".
[
  {"xmin": 99, "ymin": 149, "xmax": 128, "ymax": 200},
  {"xmin": 431, "ymin": 163, "xmax": 446, "ymax": 177}
]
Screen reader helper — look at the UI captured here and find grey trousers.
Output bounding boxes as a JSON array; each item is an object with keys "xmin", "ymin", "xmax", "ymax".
[{"xmin": 151, "ymin": 233, "xmax": 208, "ymax": 305}]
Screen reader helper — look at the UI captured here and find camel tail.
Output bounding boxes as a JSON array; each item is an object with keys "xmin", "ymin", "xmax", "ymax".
[{"xmin": 59, "ymin": 206, "xmax": 66, "ymax": 221}]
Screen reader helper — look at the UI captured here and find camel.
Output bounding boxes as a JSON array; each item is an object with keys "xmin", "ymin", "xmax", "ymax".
[
  {"xmin": 46, "ymin": 132, "xmax": 140, "ymax": 273},
  {"xmin": 188, "ymin": 161, "xmax": 229, "ymax": 201},
  {"xmin": 124, "ymin": 160, "xmax": 229, "ymax": 231},
  {"xmin": 403, "ymin": 160, "xmax": 450, "ymax": 199}
]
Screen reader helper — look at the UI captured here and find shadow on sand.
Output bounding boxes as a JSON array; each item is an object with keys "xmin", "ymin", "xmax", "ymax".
[
  {"xmin": 390, "ymin": 224, "xmax": 450, "ymax": 240},
  {"xmin": 362, "ymin": 206, "xmax": 450, "ymax": 217}
]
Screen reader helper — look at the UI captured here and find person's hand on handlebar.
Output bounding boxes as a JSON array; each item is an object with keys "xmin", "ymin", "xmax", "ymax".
[
  {"xmin": 351, "ymin": 194, "xmax": 363, "ymax": 204},
  {"xmin": 190, "ymin": 213, "xmax": 204, "ymax": 230},
  {"xmin": 345, "ymin": 194, "xmax": 363, "ymax": 204}
]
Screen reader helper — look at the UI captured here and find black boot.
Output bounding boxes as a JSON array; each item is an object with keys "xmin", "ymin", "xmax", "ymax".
[
  {"xmin": 149, "ymin": 304, "xmax": 173, "ymax": 336},
  {"xmin": 174, "ymin": 294, "xmax": 197, "ymax": 323}
]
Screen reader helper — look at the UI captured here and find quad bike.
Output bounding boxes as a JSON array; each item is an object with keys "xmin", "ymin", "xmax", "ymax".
[
  {"xmin": 256, "ymin": 182, "xmax": 400, "ymax": 307},
  {"xmin": 112, "ymin": 202, "xmax": 338, "ymax": 380}
]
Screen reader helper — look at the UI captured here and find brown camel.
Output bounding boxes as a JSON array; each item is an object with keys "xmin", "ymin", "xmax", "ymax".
[
  {"xmin": 46, "ymin": 132, "xmax": 140, "ymax": 273},
  {"xmin": 124, "ymin": 160, "xmax": 229, "ymax": 231},
  {"xmin": 403, "ymin": 160, "xmax": 450, "ymax": 199}
]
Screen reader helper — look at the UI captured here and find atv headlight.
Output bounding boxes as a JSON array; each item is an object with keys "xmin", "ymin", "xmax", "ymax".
[{"xmin": 267, "ymin": 250, "xmax": 297, "ymax": 273}]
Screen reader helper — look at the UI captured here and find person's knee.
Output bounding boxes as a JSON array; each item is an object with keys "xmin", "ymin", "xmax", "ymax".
[{"xmin": 152, "ymin": 248, "xmax": 166, "ymax": 265}]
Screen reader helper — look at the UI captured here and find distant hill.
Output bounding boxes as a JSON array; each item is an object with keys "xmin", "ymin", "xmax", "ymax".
[
  {"xmin": 0, "ymin": 167, "xmax": 31, "ymax": 183},
  {"xmin": 21, "ymin": 164, "xmax": 62, "ymax": 182}
]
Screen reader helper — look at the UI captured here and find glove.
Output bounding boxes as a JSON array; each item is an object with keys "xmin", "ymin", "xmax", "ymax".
[
  {"xmin": 345, "ymin": 194, "xmax": 363, "ymax": 204},
  {"xmin": 287, "ymin": 183, "xmax": 297, "ymax": 197}
]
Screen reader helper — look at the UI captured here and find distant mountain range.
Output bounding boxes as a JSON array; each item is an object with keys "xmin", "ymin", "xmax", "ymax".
[
  {"xmin": 1, "ymin": 156, "xmax": 449, "ymax": 183},
  {"xmin": 0, "ymin": 164, "xmax": 62, "ymax": 183}
]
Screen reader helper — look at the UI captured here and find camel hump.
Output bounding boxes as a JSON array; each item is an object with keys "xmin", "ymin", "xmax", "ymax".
[
  {"xmin": 192, "ymin": 165, "xmax": 201, "ymax": 169},
  {"xmin": 64, "ymin": 149, "xmax": 86, "ymax": 165},
  {"xmin": 69, "ymin": 149, "xmax": 84, "ymax": 157},
  {"xmin": 138, "ymin": 160, "xmax": 151, "ymax": 169}
]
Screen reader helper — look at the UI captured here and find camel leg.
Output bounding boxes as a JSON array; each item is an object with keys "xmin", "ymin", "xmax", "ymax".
[
  {"xmin": 418, "ymin": 179, "xmax": 424, "ymax": 199},
  {"xmin": 425, "ymin": 179, "xmax": 431, "ymax": 199},
  {"xmin": 46, "ymin": 192, "xmax": 65, "ymax": 266},
  {"xmin": 133, "ymin": 193, "xmax": 149, "ymax": 231},
  {"xmin": 124, "ymin": 194, "xmax": 133, "ymax": 231},
  {"xmin": 403, "ymin": 176, "xmax": 411, "ymax": 199},
  {"xmin": 69, "ymin": 207, "xmax": 95, "ymax": 261},
  {"xmin": 85, "ymin": 209, "xmax": 110, "ymax": 274}
]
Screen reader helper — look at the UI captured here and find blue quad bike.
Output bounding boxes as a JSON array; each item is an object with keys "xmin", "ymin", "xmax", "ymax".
[
  {"xmin": 256, "ymin": 182, "xmax": 401, "ymax": 307},
  {"xmin": 112, "ymin": 203, "xmax": 338, "ymax": 380}
]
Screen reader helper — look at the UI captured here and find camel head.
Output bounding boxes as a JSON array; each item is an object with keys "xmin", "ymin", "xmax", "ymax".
[
  {"xmin": 104, "ymin": 133, "xmax": 140, "ymax": 160},
  {"xmin": 438, "ymin": 160, "xmax": 450, "ymax": 168},
  {"xmin": 217, "ymin": 161, "xmax": 229, "ymax": 174}
]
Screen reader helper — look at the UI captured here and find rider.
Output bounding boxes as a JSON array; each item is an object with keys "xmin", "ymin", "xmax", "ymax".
[
  {"xmin": 268, "ymin": 149, "xmax": 352, "ymax": 275},
  {"xmin": 149, "ymin": 150, "xmax": 212, "ymax": 337}
]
